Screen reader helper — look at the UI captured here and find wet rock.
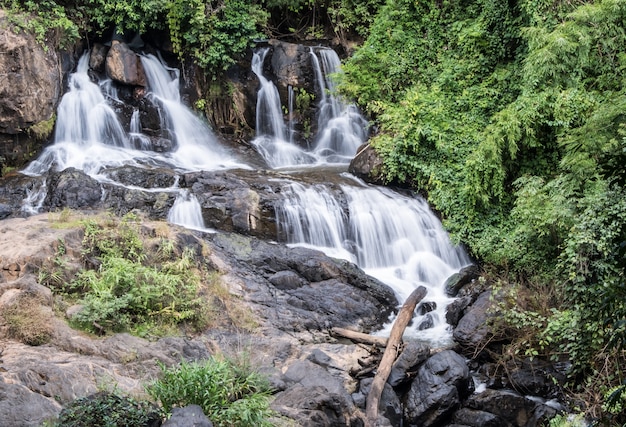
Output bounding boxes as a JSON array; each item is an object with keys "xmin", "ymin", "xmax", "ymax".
[
  {"xmin": 102, "ymin": 165, "xmax": 178, "ymax": 188},
  {"xmin": 451, "ymin": 407, "xmax": 503, "ymax": 427},
  {"xmin": 89, "ymin": 43, "xmax": 108, "ymax": 73},
  {"xmin": 466, "ymin": 388, "xmax": 557, "ymax": 427},
  {"xmin": 349, "ymin": 143, "xmax": 384, "ymax": 184},
  {"xmin": 403, "ymin": 350, "xmax": 473, "ymax": 427},
  {"xmin": 445, "ymin": 296, "xmax": 472, "ymax": 327},
  {"xmin": 417, "ymin": 301, "xmax": 437, "ymax": 315},
  {"xmin": 388, "ymin": 341, "xmax": 431, "ymax": 387},
  {"xmin": 163, "ymin": 405, "xmax": 213, "ymax": 427},
  {"xmin": 268, "ymin": 40, "xmax": 315, "ymax": 90},
  {"xmin": 106, "ymin": 40, "xmax": 146, "ymax": 87},
  {"xmin": 358, "ymin": 377, "xmax": 402, "ymax": 426},
  {"xmin": 444, "ymin": 265, "xmax": 480, "ymax": 297},
  {"xmin": 417, "ymin": 313, "xmax": 435, "ymax": 330},
  {"xmin": 453, "ymin": 291, "xmax": 494, "ymax": 356},
  {"xmin": 45, "ymin": 168, "xmax": 103, "ymax": 210}
]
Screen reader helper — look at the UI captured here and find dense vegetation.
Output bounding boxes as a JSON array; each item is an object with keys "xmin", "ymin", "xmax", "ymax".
[
  {"xmin": 340, "ymin": 0, "xmax": 626, "ymax": 423},
  {"xmin": 3, "ymin": 0, "xmax": 625, "ymax": 422}
]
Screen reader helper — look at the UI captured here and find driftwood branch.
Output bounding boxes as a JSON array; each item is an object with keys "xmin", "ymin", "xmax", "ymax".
[
  {"xmin": 365, "ymin": 285, "xmax": 427, "ymax": 427},
  {"xmin": 331, "ymin": 327, "xmax": 388, "ymax": 347}
]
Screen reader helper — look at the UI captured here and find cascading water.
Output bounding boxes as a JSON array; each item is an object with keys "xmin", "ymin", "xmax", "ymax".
[
  {"xmin": 249, "ymin": 43, "xmax": 472, "ymax": 343},
  {"xmin": 23, "ymin": 51, "xmax": 245, "ymax": 179},
  {"xmin": 167, "ymin": 190, "xmax": 214, "ymax": 232},
  {"xmin": 275, "ymin": 179, "xmax": 471, "ymax": 344},
  {"xmin": 251, "ymin": 46, "xmax": 367, "ymax": 168},
  {"xmin": 310, "ymin": 48, "xmax": 368, "ymax": 162},
  {"xmin": 21, "ymin": 49, "xmax": 247, "ymax": 230}
]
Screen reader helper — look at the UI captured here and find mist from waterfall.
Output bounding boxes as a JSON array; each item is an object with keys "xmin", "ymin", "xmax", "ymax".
[
  {"xmin": 276, "ymin": 179, "xmax": 471, "ymax": 344},
  {"xmin": 251, "ymin": 47, "xmax": 367, "ymax": 168}
]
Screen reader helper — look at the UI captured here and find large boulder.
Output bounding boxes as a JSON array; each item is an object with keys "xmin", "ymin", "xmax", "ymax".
[
  {"xmin": 207, "ymin": 231, "xmax": 399, "ymax": 333},
  {"xmin": 453, "ymin": 290, "xmax": 494, "ymax": 356},
  {"xmin": 0, "ymin": 11, "xmax": 64, "ymax": 169},
  {"xmin": 465, "ymin": 389, "xmax": 558, "ymax": 427},
  {"xmin": 403, "ymin": 350, "xmax": 473, "ymax": 427},
  {"xmin": 105, "ymin": 40, "xmax": 146, "ymax": 87}
]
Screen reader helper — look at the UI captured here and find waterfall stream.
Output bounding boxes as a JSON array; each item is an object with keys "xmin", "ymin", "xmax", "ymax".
[{"xmin": 20, "ymin": 44, "xmax": 471, "ymax": 343}]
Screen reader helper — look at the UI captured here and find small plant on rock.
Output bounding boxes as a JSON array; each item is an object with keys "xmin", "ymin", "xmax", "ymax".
[{"xmin": 146, "ymin": 356, "xmax": 274, "ymax": 427}]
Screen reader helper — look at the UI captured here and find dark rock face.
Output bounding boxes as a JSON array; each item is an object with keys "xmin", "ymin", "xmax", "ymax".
[
  {"xmin": 453, "ymin": 290, "xmax": 494, "ymax": 356},
  {"xmin": 207, "ymin": 232, "xmax": 398, "ymax": 332},
  {"xmin": 466, "ymin": 389, "xmax": 558, "ymax": 427},
  {"xmin": 0, "ymin": 11, "xmax": 64, "ymax": 170},
  {"xmin": 403, "ymin": 350, "xmax": 473, "ymax": 427},
  {"xmin": 45, "ymin": 168, "xmax": 103, "ymax": 210},
  {"xmin": 349, "ymin": 143, "xmax": 384, "ymax": 184},
  {"xmin": 444, "ymin": 265, "xmax": 480, "ymax": 297},
  {"xmin": 388, "ymin": 341, "xmax": 431, "ymax": 387},
  {"xmin": 272, "ymin": 359, "xmax": 361, "ymax": 427}
]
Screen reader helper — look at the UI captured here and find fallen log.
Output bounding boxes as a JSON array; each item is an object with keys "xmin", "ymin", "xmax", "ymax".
[
  {"xmin": 365, "ymin": 285, "xmax": 428, "ymax": 427},
  {"xmin": 331, "ymin": 327, "xmax": 388, "ymax": 347}
]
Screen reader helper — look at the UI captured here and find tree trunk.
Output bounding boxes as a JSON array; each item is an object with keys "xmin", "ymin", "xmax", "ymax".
[{"xmin": 365, "ymin": 285, "xmax": 427, "ymax": 427}]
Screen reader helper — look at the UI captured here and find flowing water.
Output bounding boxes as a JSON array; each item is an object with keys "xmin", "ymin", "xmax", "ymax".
[
  {"xmin": 250, "ymin": 45, "xmax": 471, "ymax": 343},
  {"xmin": 21, "ymin": 45, "xmax": 471, "ymax": 344},
  {"xmin": 251, "ymin": 46, "xmax": 368, "ymax": 168},
  {"xmin": 23, "ymin": 52, "xmax": 246, "ymax": 179}
]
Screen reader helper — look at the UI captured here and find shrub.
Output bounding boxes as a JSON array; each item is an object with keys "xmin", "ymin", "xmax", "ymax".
[
  {"xmin": 2, "ymin": 293, "xmax": 54, "ymax": 346},
  {"xmin": 146, "ymin": 357, "xmax": 274, "ymax": 427},
  {"xmin": 57, "ymin": 391, "xmax": 161, "ymax": 427}
]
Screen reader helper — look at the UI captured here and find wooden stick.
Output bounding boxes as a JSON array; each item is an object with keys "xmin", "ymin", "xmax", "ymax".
[
  {"xmin": 365, "ymin": 285, "xmax": 427, "ymax": 427},
  {"xmin": 331, "ymin": 327, "xmax": 389, "ymax": 347}
]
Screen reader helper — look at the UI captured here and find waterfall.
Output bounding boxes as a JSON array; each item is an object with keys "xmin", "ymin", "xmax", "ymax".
[
  {"xmin": 21, "ymin": 178, "xmax": 48, "ymax": 215},
  {"xmin": 23, "ymin": 50, "xmax": 246, "ymax": 179},
  {"xmin": 167, "ymin": 190, "xmax": 213, "ymax": 232},
  {"xmin": 310, "ymin": 48, "xmax": 368, "ymax": 162},
  {"xmin": 275, "ymin": 181, "xmax": 471, "ymax": 344},
  {"xmin": 251, "ymin": 47, "xmax": 367, "ymax": 168},
  {"xmin": 251, "ymin": 48, "xmax": 316, "ymax": 168}
]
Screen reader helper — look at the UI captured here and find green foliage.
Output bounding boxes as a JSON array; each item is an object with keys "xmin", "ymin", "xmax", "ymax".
[
  {"xmin": 1, "ymin": 0, "xmax": 81, "ymax": 49},
  {"xmin": 57, "ymin": 391, "xmax": 161, "ymax": 427},
  {"xmin": 87, "ymin": 0, "xmax": 167, "ymax": 34},
  {"xmin": 167, "ymin": 0, "xmax": 267, "ymax": 77},
  {"xmin": 146, "ymin": 357, "xmax": 274, "ymax": 427},
  {"xmin": 340, "ymin": 0, "xmax": 626, "ymax": 417},
  {"xmin": 69, "ymin": 214, "xmax": 206, "ymax": 337}
]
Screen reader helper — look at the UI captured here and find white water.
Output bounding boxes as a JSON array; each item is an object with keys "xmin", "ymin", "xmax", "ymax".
[
  {"xmin": 310, "ymin": 48, "xmax": 368, "ymax": 162},
  {"xmin": 21, "ymin": 50, "xmax": 247, "ymax": 221},
  {"xmin": 168, "ymin": 190, "xmax": 214, "ymax": 233},
  {"xmin": 276, "ymin": 180, "xmax": 471, "ymax": 344},
  {"xmin": 251, "ymin": 47, "xmax": 367, "ymax": 168},
  {"xmin": 23, "ymin": 51, "xmax": 246, "ymax": 179}
]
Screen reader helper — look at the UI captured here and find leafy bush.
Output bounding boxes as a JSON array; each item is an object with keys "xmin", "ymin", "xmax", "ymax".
[
  {"xmin": 1, "ymin": 0, "xmax": 81, "ymax": 49},
  {"xmin": 68, "ymin": 213, "xmax": 207, "ymax": 337},
  {"xmin": 167, "ymin": 0, "xmax": 267, "ymax": 77},
  {"xmin": 146, "ymin": 357, "xmax": 274, "ymax": 427},
  {"xmin": 57, "ymin": 391, "xmax": 161, "ymax": 427}
]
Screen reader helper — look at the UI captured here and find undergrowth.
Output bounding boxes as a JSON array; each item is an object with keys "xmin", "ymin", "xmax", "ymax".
[{"xmin": 146, "ymin": 356, "xmax": 275, "ymax": 427}]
